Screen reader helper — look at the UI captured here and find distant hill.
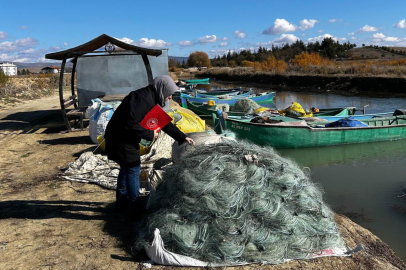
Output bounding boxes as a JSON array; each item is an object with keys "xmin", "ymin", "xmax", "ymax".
[
  {"xmin": 169, "ymin": 56, "xmax": 188, "ymax": 64},
  {"xmin": 14, "ymin": 57, "xmax": 187, "ymax": 73},
  {"xmin": 348, "ymin": 47, "xmax": 406, "ymax": 60},
  {"xmin": 12, "ymin": 62, "xmax": 73, "ymax": 73}
]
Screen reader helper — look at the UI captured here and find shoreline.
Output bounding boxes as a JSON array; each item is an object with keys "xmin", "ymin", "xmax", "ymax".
[{"xmin": 197, "ymin": 71, "xmax": 406, "ymax": 97}]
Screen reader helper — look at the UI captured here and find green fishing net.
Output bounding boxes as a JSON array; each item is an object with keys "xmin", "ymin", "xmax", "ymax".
[
  {"xmin": 230, "ymin": 98, "xmax": 262, "ymax": 113},
  {"xmin": 135, "ymin": 142, "xmax": 345, "ymax": 264}
]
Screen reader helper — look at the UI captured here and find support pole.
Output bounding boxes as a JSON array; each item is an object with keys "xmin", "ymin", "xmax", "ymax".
[
  {"xmin": 71, "ymin": 57, "xmax": 77, "ymax": 108},
  {"xmin": 141, "ymin": 52, "xmax": 154, "ymax": 85},
  {"xmin": 59, "ymin": 54, "xmax": 71, "ymax": 131}
]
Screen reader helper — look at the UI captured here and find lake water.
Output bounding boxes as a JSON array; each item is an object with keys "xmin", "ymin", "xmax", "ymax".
[{"xmin": 200, "ymin": 80, "xmax": 406, "ymax": 261}]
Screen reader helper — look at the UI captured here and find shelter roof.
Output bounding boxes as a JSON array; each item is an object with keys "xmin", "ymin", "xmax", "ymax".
[{"xmin": 45, "ymin": 34, "xmax": 162, "ymax": 60}]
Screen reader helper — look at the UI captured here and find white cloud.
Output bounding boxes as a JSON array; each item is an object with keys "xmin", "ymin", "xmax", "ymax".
[
  {"xmin": 178, "ymin": 40, "xmax": 194, "ymax": 47},
  {"xmin": 198, "ymin": 35, "xmax": 219, "ymax": 44},
  {"xmin": 262, "ymin": 19, "xmax": 297, "ymax": 35},
  {"xmin": 351, "ymin": 37, "xmax": 357, "ymax": 40},
  {"xmin": 358, "ymin": 25, "xmax": 378, "ymax": 32},
  {"xmin": 300, "ymin": 33, "xmax": 306, "ymax": 37},
  {"xmin": 307, "ymin": 34, "xmax": 345, "ymax": 43},
  {"xmin": 299, "ymin": 19, "xmax": 318, "ymax": 30},
  {"xmin": 222, "ymin": 37, "xmax": 230, "ymax": 41},
  {"xmin": 370, "ymin": 33, "xmax": 400, "ymax": 42},
  {"xmin": 329, "ymin": 19, "xmax": 337, "ymax": 23},
  {"xmin": 317, "ymin": 30, "xmax": 324, "ymax": 33},
  {"xmin": 371, "ymin": 33, "xmax": 386, "ymax": 39},
  {"xmin": 0, "ymin": 37, "xmax": 38, "ymax": 52},
  {"xmin": 19, "ymin": 48, "xmax": 37, "ymax": 54},
  {"xmin": 134, "ymin": 38, "xmax": 172, "ymax": 48},
  {"xmin": 348, "ymin": 32, "xmax": 355, "ymax": 36},
  {"xmin": 394, "ymin": 19, "xmax": 406, "ymax": 29},
  {"xmin": 117, "ymin": 37, "xmax": 134, "ymax": 44},
  {"xmin": 273, "ymin": 34, "xmax": 300, "ymax": 44},
  {"xmin": 257, "ymin": 34, "xmax": 300, "ymax": 47},
  {"xmin": 0, "ymin": 31, "xmax": 7, "ymax": 40},
  {"xmin": 209, "ymin": 49, "xmax": 233, "ymax": 57},
  {"xmin": 18, "ymin": 26, "xmax": 28, "ymax": 30},
  {"xmin": 385, "ymin": 37, "xmax": 400, "ymax": 42},
  {"xmin": 233, "ymin": 30, "xmax": 246, "ymax": 39},
  {"xmin": 117, "ymin": 37, "xmax": 172, "ymax": 48},
  {"xmin": 218, "ymin": 42, "xmax": 229, "ymax": 47},
  {"xmin": 209, "ymin": 46, "xmax": 256, "ymax": 57}
]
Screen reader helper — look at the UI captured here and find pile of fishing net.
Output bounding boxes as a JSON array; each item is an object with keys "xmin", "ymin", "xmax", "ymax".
[
  {"xmin": 230, "ymin": 98, "xmax": 263, "ymax": 113},
  {"xmin": 134, "ymin": 141, "xmax": 347, "ymax": 266}
]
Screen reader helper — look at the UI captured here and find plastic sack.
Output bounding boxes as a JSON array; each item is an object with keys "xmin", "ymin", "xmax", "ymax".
[
  {"xmin": 89, "ymin": 104, "xmax": 114, "ymax": 144},
  {"xmin": 279, "ymin": 102, "xmax": 313, "ymax": 117},
  {"xmin": 97, "ymin": 134, "xmax": 154, "ymax": 156},
  {"xmin": 254, "ymin": 107, "xmax": 270, "ymax": 113},
  {"xmin": 325, "ymin": 117, "xmax": 369, "ymax": 128},
  {"xmin": 167, "ymin": 110, "xmax": 205, "ymax": 133}
]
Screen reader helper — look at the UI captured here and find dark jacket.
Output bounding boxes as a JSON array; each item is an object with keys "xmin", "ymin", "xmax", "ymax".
[{"xmin": 104, "ymin": 85, "xmax": 187, "ymax": 167}]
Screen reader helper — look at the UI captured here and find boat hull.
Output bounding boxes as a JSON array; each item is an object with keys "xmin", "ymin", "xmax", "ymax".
[{"xmin": 214, "ymin": 115, "xmax": 406, "ymax": 148}]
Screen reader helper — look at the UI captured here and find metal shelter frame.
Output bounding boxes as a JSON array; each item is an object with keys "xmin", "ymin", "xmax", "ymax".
[{"xmin": 45, "ymin": 34, "xmax": 163, "ymax": 132}]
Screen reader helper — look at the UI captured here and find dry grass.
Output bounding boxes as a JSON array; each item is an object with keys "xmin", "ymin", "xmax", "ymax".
[{"xmin": 0, "ymin": 74, "xmax": 71, "ymax": 108}]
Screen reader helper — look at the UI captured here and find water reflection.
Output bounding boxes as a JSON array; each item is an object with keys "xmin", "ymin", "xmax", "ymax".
[{"xmin": 278, "ymin": 139, "xmax": 406, "ymax": 168}]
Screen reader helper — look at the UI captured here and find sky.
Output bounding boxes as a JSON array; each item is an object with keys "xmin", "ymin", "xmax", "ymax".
[{"xmin": 1, "ymin": 0, "xmax": 406, "ymax": 63}]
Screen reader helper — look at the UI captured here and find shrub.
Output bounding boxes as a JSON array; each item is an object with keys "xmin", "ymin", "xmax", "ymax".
[
  {"xmin": 291, "ymin": 52, "xmax": 324, "ymax": 67},
  {"xmin": 253, "ymin": 62, "xmax": 261, "ymax": 72},
  {"xmin": 0, "ymin": 69, "xmax": 9, "ymax": 87},
  {"xmin": 169, "ymin": 66, "xmax": 178, "ymax": 72},
  {"xmin": 261, "ymin": 56, "xmax": 287, "ymax": 74},
  {"xmin": 240, "ymin": 60, "xmax": 254, "ymax": 67}
]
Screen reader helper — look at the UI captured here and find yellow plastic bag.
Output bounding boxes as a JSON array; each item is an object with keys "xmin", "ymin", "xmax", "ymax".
[
  {"xmin": 97, "ymin": 134, "xmax": 106, "ymax": 151},
  {"xmin": 97, "ymin": 134, "xmax": 153, "ymax": 156},
  {"xmin": 254, "ymin": 107, "xmax": 269, "ymax": 113},
  {"xmin": 167, "ymin": 110, "xmax": 206, "ymax": 133},
  {"xmin": 278, "ymin": 102, "xmax": 313, "ymax": 117},
  {"xmin": 207, "ymin": 100, "xmax": 216, "ymax": 106}
]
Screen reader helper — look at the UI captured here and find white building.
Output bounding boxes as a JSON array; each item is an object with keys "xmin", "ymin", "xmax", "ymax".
[
  {"xmin": 0, "ymin": 62, "xmax": 17, "ymax": 76},
  {"xmin": 41, "ymin": 66, "xmax": 61, "ymax": 74}
]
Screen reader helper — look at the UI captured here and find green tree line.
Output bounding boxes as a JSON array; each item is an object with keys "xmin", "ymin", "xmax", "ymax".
[
  {"xmin": 168, "ymin": 38, "xmax": 358, "ymax": 69},
  {"xmin": 211, "ymin": 38, "xmax": 357, "ymax": 67}
]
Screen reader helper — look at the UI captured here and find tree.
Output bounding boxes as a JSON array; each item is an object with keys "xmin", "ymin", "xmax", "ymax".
[
  {"xmin": 168, "ymin": 58, "xmax": 179, "ymax": 71},
  {"xmin": 320, "ymin": 38, "xmax": 336, "ymax": 59},
  {"xmin": 187, "ymin": 51, "xmax": 211, "ymax": 68},
  {"xmin": 0, "ymin": 69, "xmax": 9, "ymax": 87}
]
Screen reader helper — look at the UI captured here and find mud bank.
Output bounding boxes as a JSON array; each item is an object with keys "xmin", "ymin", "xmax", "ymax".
[{"xmin": 198, "ymin": 71, "xmax": 406, "ymax": 96}]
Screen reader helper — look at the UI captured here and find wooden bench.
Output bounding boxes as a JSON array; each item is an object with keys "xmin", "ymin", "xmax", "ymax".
[{"xmin": 62, "ymin": 95, "xmax": 88, "ymax": 131}]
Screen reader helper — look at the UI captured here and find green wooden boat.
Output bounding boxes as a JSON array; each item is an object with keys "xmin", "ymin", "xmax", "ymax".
[
  {"xmin": 180, "ymin": 78, "xmax": 210, "ymax": 84},
  {"xmin": 213, "ymin": 114, "xmax": 406, "ymax": 148},
  {"xmin": 187, "ymin": 99, "xmax": 353, "ymax": 119}
]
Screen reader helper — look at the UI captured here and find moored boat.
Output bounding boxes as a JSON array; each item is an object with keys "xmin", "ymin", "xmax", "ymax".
[
  {"xmin": 187, "ymin": 99, "xmax": 354, "ymax": 120},
  {"xmin": 196, "ymin": 89, "xmax": 253, "ymax": 98},
  {"xmin": 181, "ymin": 92, "xmax": 275, "ymax": 108},
  {"xmin": 213, "ymin": 113, "xmax": 406, "ymax": 148},
  {"xmin": 180, "ymin": 78, "xmax": 210, "ymax": 84}
]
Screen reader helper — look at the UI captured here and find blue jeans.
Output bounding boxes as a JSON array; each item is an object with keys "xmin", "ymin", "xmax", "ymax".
[{"xmin": 116, "ymin": 165, "xmax": 141, "ymax": 212}]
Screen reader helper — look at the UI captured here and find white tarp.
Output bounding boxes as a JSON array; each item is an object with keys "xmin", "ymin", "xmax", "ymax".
[{"xmin": 144, "ymin": 228, "xmax": 364, "ymax": 267}]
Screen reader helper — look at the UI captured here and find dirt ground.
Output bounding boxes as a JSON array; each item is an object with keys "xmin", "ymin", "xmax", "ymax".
[{"xmin": 0, "ymin": 92, "xmax": 405, "ymax": 270}]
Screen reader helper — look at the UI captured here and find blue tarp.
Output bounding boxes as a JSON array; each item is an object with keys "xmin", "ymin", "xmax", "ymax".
[{"xmin": 325, "ymin": 117, "xmax": 369, "ymax": 128}]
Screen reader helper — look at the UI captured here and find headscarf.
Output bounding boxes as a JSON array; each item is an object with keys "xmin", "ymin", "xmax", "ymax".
[{"xmin": 153, "ymin": 75, "xmax": 178, "ymax": 107}]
